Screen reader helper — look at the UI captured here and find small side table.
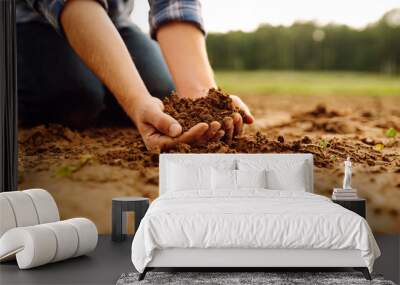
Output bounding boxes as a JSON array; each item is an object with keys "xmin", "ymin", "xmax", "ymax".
[
  {"xmin": 112, "ymin": 197, "xmax": 149, "ymax": 242},
  {"xmin": 332, "ymin": 198, "xmax": 366, "ymax": 218}
]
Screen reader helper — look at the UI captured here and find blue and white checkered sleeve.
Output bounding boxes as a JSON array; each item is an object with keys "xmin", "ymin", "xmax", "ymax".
[
  {"xmin": 24, "ymin": 0, "xmax": 108, "ymax": 34},
  {"xmin": 148, "ymin": 0, "xmax": 205, "ymax": 39}
]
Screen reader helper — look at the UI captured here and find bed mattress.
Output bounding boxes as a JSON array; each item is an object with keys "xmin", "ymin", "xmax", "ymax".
[{"xmin": 131, "ymin": 190, "xmax": 380, "ymax": 273}]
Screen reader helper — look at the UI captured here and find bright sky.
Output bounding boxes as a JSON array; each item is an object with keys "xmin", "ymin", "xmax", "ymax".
[{"xmin": 130, "ymin": 0, "xmax": 400, "ymax": 33}]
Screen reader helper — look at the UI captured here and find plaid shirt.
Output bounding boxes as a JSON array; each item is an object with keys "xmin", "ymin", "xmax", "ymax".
[{"xmin": 16, "ymin": 0, "xmax": 204, "ymax": 38}]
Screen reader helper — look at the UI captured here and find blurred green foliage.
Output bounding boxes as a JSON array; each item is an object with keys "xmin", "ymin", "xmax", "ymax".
[
  {"xmin": 385, "ymin": 128, "xmax": 398, "ymax": 138},
  {"xmin": 207, "ymin": 9, "xmax": 400, "ymax": 74},
  {"xmin": 215, "ymin": 70, "xmax": 400, "ymax": 96}
]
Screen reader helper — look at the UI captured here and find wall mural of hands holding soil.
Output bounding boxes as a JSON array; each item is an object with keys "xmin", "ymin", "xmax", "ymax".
[
  {"xmin": 18, "ymin": 78, "xmax": 400, "ymax": 234},
  {"xmin": 16, "ymin": 4, "xmax": 400, "ymax": 235}
]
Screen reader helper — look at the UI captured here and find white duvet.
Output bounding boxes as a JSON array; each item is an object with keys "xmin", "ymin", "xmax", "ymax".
[{"xmin": 131, "ymin": 190, "xmax": 380, "ymax": 273}]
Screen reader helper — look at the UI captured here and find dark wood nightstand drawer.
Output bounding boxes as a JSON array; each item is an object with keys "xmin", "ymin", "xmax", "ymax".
[{"xmin": 332, "ymin": 199, "xmax": 366, "ymax": 218}]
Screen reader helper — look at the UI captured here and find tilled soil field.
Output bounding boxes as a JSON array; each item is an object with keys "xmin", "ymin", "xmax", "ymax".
[{"xmin": 18, "ymin": 93, "xmax": 400, "ymax": 234}]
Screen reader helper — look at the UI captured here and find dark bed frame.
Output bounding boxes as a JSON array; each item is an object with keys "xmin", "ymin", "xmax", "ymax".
[{"xmin": 138, "ymin": 267, "xmax": 372, "ymax": 281}]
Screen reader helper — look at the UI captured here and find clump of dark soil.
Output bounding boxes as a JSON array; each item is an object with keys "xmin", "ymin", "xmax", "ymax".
[
  {"xmin": 163, "ymin": 88, "xmax": 245, "ymax": 132},
  {"xmin": 305, "ymin": 104, "xmax": 340, "ymax": 118}
]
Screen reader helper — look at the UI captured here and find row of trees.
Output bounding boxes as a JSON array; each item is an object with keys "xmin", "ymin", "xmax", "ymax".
[{"xmin": 206, "ymin": 9, "xmax": 400, "ymax": 73}]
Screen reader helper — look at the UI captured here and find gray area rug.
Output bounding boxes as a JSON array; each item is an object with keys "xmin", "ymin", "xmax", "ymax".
[{"xmin": 117, "ymin": 272, "xmax": 395, "ymax": 285}]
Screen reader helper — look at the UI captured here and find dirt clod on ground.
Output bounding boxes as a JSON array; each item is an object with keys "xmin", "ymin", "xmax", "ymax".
[{"xmin": 163, "ymin": 88, "xmax": 245, "ymax": 132}]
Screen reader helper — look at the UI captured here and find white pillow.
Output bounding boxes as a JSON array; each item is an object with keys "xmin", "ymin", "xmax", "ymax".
[
  {"xmin": 238, "ymin": 159, "xmax": 308, "ymax": 191},
  {"xmin": 168, "ymin": 163, "xmax": 212, "ymax": 191},
  {"xmin": 212, "ymin": 168, "xmax": 237, "ymax": 190},
  {"xmin": 266, "ymin": 162, "xmax": 307, "ymax": 191},
  {"xmin": 236, "ymin": 169, "xmax": 267, "ymax": 189}
]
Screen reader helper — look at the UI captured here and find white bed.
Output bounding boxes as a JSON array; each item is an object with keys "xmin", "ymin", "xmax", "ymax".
[{"xmin": 131, "ymin": 154, "xmax": 380, "ymax": 280}]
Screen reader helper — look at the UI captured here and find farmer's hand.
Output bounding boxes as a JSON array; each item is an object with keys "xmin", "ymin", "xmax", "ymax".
[
  {"xmin": 130, "ymin": 96, "xmax": 224, "ymax": 151},
  {"xmin": 222, "ymin": 95, "xmax": 254, "ymax": 144}
]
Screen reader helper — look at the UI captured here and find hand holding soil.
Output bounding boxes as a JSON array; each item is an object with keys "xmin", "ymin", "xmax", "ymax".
[
  {"xmin": 131, "ymin": 89, "xmax": 253, "ymax": 151},
  {"xmin": 129, "ymin": 96, "xmax": 222, "ymax": 151},
  {"xmin": 163, "ymin": 88, "xmax": 253, "ymax": 145}
]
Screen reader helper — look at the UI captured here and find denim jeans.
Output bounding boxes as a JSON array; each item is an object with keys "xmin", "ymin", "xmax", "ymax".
[{"xmin": 17, "ymin": 22, "xmax": 175, "ymax": 127}]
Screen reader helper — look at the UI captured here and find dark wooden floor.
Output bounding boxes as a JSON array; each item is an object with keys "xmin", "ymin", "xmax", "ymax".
[
  {"xmin": 1, "ymin": 234, "xmax": 398, "ymax": 284},
  {"xmin": 0, "ymin": 235, "xmax": 134, "ymax": 285}
]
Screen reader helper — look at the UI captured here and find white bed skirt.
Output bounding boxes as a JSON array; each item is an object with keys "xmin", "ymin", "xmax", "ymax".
[{"xmin": 148, "ymin": 248, "xmax": 366, "ymax": 268}]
